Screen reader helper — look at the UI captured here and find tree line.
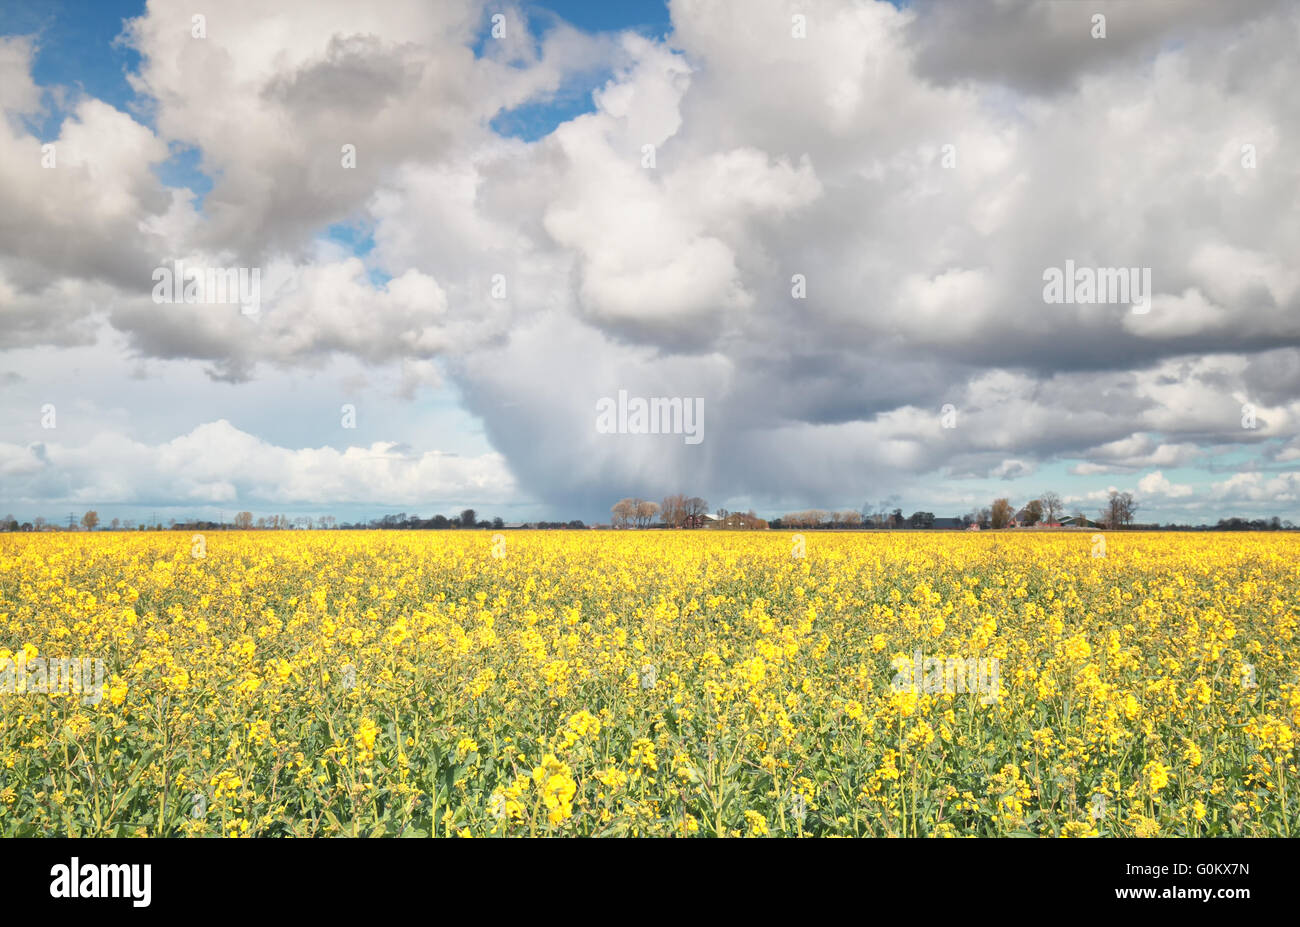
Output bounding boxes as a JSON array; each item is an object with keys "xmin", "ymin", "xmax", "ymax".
[
  {"xmin": 608, "ymin": 496, "xmax": 769, "ymax": 530},
  {"xmin": 3, "ymin": 493, "xmax": 1297, "ymax": 533}
]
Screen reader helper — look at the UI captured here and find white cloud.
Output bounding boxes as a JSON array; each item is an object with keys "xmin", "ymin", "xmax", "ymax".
[
  {"xmin": 0, "ymin": 420, "xmax": 516, "ymax": 507},
  {"xmin": 2, "ymin": 0, "xmax": 1299, "ymax": 519},
  {"xmin": 1137, "ymin": 470, "xmax": 1195, "ymax": 498}
]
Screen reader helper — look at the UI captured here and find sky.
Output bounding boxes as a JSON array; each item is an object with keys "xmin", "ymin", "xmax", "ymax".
[{"xmin": 0, "ymin": 0, "xmax": 1298, "ymax": 527}]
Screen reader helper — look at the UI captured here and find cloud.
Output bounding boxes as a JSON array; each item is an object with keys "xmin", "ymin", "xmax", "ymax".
[
  {"xmin": 1137, "ymin": 470, "xmax": 1195, "ymax": 498},
  {"xmin": 0, "ymin": 420, "xmax": 516, "ymax": 507},
  {"xmin": 2, "ymin": 0, "xmax": 1299, "ymax": 520}
]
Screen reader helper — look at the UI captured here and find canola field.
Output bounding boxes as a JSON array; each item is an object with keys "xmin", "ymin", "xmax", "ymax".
[{"xmin": 0, "ymin": 530, "xmax": 1296, "ymax": 837}]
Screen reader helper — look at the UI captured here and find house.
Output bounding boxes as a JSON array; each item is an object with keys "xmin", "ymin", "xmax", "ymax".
[
  {"xmin": 1059, "ymin": 516, "xmax": 1095, "ymax": 529},
  {"xmin": 1011, "ymin": 506, "xmax": 1037, "ymax": 527},
  {"xmin": 932, "ymin": 517, "xmax": 965, "ymax": 529}
]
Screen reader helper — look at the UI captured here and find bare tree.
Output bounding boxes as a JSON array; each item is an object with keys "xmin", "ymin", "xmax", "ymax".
[
  {"xmin": 685, "ymin": 497, "xmax": 709, "ymax": 528},
  {"xmin": 1096, "ymin": 490, "xmax": 1139, "ymax": 528},
  {"xmin": 1039, "ymin": 491, "xmax": 1063, "ymax": 524},
  {"xmin": 635, "ymin": 500, "xmax": 660, "ymax": 528},
  {"xmin": 1118, "ymin": 491, "xmax": 1138, "ymax": 527},
  {"xmin": 611, "ymin": 499, "xmax": 635, "ymax": 528},
  {"xmin": 81, "ymin": 511, "xmax": 99, "ymax": 531},
  {"xmin": 1099, "ymin": 490, "xmax": 1126, "ymax": 529},
  {"xmin": 661, "ymin": 494, "xmax": 687, "ymax": 528}
]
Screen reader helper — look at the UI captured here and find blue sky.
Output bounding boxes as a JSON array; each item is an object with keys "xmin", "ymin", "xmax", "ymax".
[{"xmin": 1, "ymin": 0, "xmax": 666, "ymax": 198}]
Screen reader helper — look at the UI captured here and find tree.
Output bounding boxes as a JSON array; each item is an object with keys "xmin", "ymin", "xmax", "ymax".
[
  {"xmin": 611, "ymin": 499, "xmax": 635, "ymax": 528},
  {"xmin": 459, "ymin": 509, "xmax": 477, "ymax": 528},
  {"xmin": 1100, "ymin": 491, "xmax": 1121, "ymax": 529},
  {"xmin": 634, "ymin": 500, "xmax": 660, "ymax": 528},
  {"xmin": 1040, "ymin": 491, "xmax": 1063, "ymax": 524},
  {"xmin": 232, "ymin": 511, "xmax": 253, "ymax": 529},
  {"xmin": 1023, "ymin": 500, "xmax": 1043, "ymax": 526},
  {"xmin": 1118, "ymin": 491, "xmax": 1138, "ymax": 527},
  {"xmin": 110, "ymin": 517, "xmax": 121, "ymax": 530},
  {"xmin": 990, "ymin": 499, "xmax": 1013, "ymax": 529},
  {"xmin": 685, "ymin": 497, "xmax": 709, "ymax": 528},
  {"xmin": 81, "ymin": 511, "xmax": 99, "ymax": 531},
  {"xmin": 661, "ymin": 494, "xmax": 687, "ymax": 528},
  {"xmin": 1099, "ymin": 490, "xmax": 1137, "ymax": 529}
]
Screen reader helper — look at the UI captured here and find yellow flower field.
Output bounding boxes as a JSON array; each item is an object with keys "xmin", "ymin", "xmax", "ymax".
[{"xmin": 0, "ymin": 530, "xmax": 1296, "ymax": 837}]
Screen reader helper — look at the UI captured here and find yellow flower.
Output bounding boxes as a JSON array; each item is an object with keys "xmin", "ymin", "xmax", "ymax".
[
  {"xmin": 531, "ymin": 754, "xmax": 577, "ymax": 826},
  {"xmin": 355, "ymin": 718, "xmax": 380, "ymax": 756},
  {"xmin": 629, "ymin": 738, "xmax": 658, "ymax": 772},
  {"xmin": 1061, "ymin": 821, "xmax": 1098, "ymax": 838},
  {"xmin": 1142, "ymin": 761, "xmax": 1170, "ymax": 795},
  {"xmin": 108, "ymin": 677, "xmax": 128, "ymax": 707}
]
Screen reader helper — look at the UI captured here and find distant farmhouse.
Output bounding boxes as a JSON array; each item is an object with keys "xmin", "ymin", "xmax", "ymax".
[{"xmin": 1058, "ymin": 515, "xmax": 1097, "ymax": 529}]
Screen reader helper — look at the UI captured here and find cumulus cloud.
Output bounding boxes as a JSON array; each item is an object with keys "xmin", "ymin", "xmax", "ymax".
[
  {"xmin": 0, "ymin": 420, "xmax": 516, "ymax": 507},
  {"xmin": 2, "ymin": 0, "xmax": 1299, "ymax": 520},
  {"xmin": 1137, "ymin": 470, "xmax": 1195, "ymax": 498}
]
